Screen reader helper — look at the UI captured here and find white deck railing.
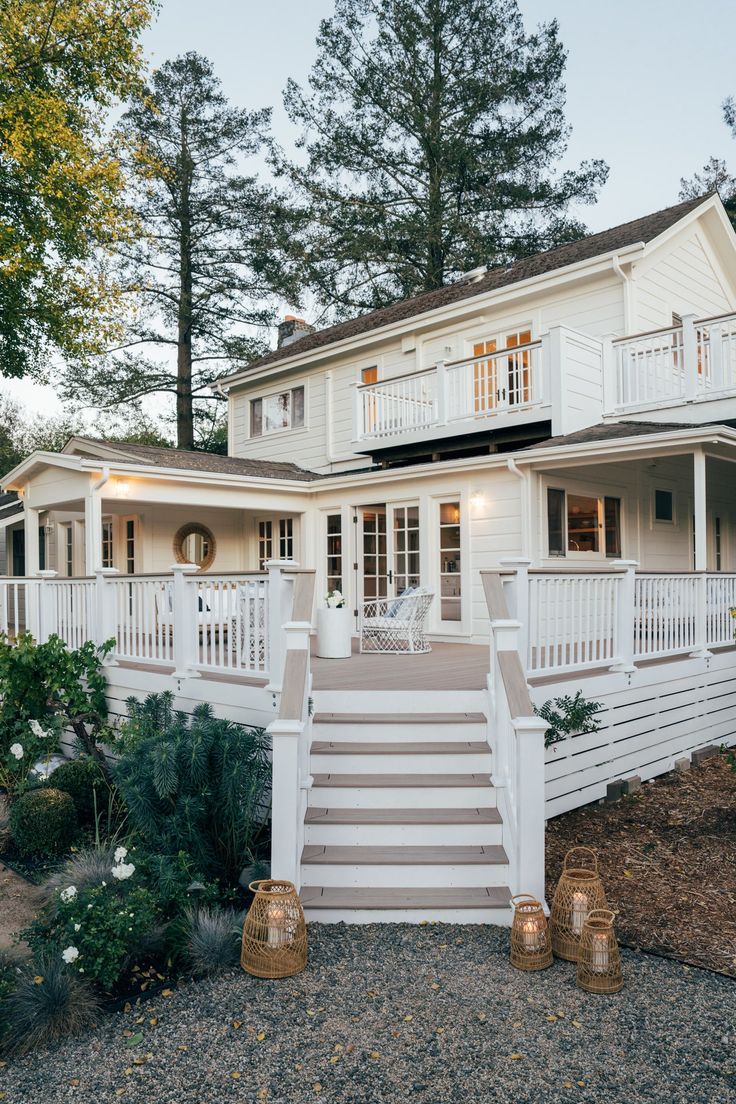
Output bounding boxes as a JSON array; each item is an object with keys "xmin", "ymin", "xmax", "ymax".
[
  {"xmin": 356, "ymin": 340, "xmax": 543, "ymax": 439},
  {"xmin": 528, "ymin": 572, "xmax": 619, "ymax": 674},
  {"xmin": 611, "ymin": 310, "xmax": 736, "ymax": 412},
  {"xmin": 633, "ymin": 573, "xmax": 699, "ymax": 659}
]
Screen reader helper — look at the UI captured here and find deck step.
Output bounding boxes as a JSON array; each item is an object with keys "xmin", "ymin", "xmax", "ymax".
[
  {"xmin": 311, "ymin": 740, "xmax": 489, "ymax": 754},
  {"xmin": 302, "ymin": 844, "xmax": 507, "ymax": 865},
  {"xmin": 303, "ymin": 804, "xmax": 503, "ymax": 846},
  {"xmin": 313, "ymin": 713, "xmax": 486, "ymax": 725},
  {"xmin": 300, "ymin": 885, "xmax": 512, "ymax": 924},
  {"xmin": 311, "ymin": 773, "xmax": 491, "ymax": 788},
  {"xmin": 305, "ymin": 807, "xmax": 501, "ymax": 825},
  {"xmin": 310, "ymin": 741, "xmax": 492, "ymax": 774}
]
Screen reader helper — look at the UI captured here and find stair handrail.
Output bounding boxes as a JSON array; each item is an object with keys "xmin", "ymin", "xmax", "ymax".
[
  {"xmin": 481, "ymin": 570, "xmax": 548, "ymax": 903},
  {"xmin": 266, "ymin": 568, "xmax": 316, "ymax": 889}
]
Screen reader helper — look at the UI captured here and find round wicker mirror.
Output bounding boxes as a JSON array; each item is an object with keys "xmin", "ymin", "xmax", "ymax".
[{"xmin": 173, "ymin": 522, "xmax": 216, "ymax": 571}]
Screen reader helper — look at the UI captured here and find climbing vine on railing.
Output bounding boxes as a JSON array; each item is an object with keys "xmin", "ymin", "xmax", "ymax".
[{"xmin": 535, "ymin": 691, "xmax": 602, "ymax": 748}]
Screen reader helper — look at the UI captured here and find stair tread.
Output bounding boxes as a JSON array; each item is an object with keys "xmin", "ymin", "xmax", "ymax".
[
  {"xmin": 302, "ymin": 844, "xmax": 508, "ymax": 865},
  {"xmin": 305, "ymin": 806, "xmax": 502, "ymax": 825},
  {"xmin": 312, "ymin": 773, "xmax": 492, "ymax": 788},
  {"xmin": 311, "ymin": 740, "xmax": 490, "ymax": 755},
  {"xmin": 313, "ymin": 712, "xmax": 486, "ymax": 725},
  {"xmin": 300, "ymin": 886, "xmax": 511, "ymax": 909}
]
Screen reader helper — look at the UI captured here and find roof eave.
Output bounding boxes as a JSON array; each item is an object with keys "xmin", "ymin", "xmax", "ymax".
[{"xmin": 513, "ymin": 424, "xmax": 736, "ymax": 467}]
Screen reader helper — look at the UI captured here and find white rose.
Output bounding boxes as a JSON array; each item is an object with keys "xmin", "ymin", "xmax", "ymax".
[
  {"xmin": 111, "ymin": 862, "xmax": 135, "ymax": 881},
  {"xmin": 74, "ymin": 923, "xmax": 81, "ymax": 932},
  {"xmin": 29, "ymin": 720, "xmax": 44, "ymax": 738},
  {"xmin": 114, "ymin": 846, "xmax": 128, "ymax": 864},
  {"xmin": 61, "ymin": 946, "xmax": 79, "ymax": 964},
  {"xmin": 9, "ymin": 743, "xmax": 23, "ymax": 760},
  {"xmin": 60, "ymin": 886, "xmax": 77, "ymax": 903}
]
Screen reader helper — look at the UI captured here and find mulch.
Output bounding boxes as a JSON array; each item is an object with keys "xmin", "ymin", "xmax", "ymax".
[{"xmin": 546, "ymin": 753, "xmax": 736, "ymax": 977}]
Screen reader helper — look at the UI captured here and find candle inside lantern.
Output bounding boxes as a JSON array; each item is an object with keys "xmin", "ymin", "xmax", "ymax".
[
  {"xmin": 591, "ymin": 931, "xmax": 609, "ymax": 973},
  {"xmin": 571, "ymin": 889, "xmax": 588, "ymax": 935},
  {"xmin": 266, "ymin": 899, "xmax": 287, "ymax": 946},
  {"xmin": 521, "ymin": 914, "xmax": 542, "ymax": 952}
]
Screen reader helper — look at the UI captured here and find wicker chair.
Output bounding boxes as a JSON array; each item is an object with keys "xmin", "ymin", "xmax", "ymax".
[{"xmin": 359, "ymin": 587, "xmax": 434, "ymax": 654}]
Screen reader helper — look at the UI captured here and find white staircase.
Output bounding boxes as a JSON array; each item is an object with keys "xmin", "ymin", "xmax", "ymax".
[{"xmin": 299, "ymin": 691, "xmax": 512, "ymax": 923}]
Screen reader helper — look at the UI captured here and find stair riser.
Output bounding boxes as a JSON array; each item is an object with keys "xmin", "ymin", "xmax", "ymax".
[
  {"xmin": 309, "ymin": 785, "xmax": 496, "ymax": 809},
  {"xmin": 310, "ymin": 752, "xmax": 493, "ymax": 774},
  {"xmin": 311, "ymin": 724, "xmax": 488, "ymax": 743},
  {"xmin": 301, "ymin": 864, "xmax": 510, "ymax": 889},
  {"xmin": 304, "ymin": 822, "xmax": 504, "ymax": 847},
  {"xmin": 313, "ymin": 691, "xmax": 487, "ymax": 714},
  {"xmin": 304, "ymin": 908, "xmax": 512, "ymax": 926}
]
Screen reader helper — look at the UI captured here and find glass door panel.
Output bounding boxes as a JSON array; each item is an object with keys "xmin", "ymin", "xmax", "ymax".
[
  {"xmin": 360, "ymin": 508, "xmax": 388, "ymax": 600},
  {"xmin": 439, "ymin": 501, "xmax": 461, "ymax": 621},
  {"xmin": 391, "ymin": 504, "xmax": 420, "ymax": 594}
]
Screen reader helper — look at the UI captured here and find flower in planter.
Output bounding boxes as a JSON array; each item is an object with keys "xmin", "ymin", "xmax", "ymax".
[
  {"xmin": 61, "ymin": 946, "xmax": 79, "ymax": 964},
  {"xmin": 9, "ymin": 743, "xmax": 24, "ymax": 760},
  {"xmin": 60, "ymin": 886, "xmax": 77, "ymax": 903},
  {"xmin": 111, "ymin": 862, "xmax": 135, "ymax": 881},
  {"xmin": 325, "ymin": 590, "xmax": 345, "ymax": 609}
]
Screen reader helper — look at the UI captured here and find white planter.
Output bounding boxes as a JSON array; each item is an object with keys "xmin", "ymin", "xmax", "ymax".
[{"xmin": 316, "ymin": 607, "xmax": 352, "ymax": 659}]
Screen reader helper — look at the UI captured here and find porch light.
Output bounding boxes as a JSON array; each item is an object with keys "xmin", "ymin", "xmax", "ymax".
[
  {"xmin": 549, "ymin": 847, "xmax": 608, "ymax": 961},
  {"xmin": 576, "ymin": 909, "xmax": 623, "ymax": 994},
  {"xmin": 116, "ymin": 479, "xmax": 130, "ymax": 497},
  {"xmin": 510, "ymin": 894, "xmax": 552, "ymax": 971},
  {"xmin": 469, "ymin": 491, "xmax": 486, "ymax": 513},
  {"xmin": 241, "ymin": 879, "xmax": 307, "ymax": 979}
]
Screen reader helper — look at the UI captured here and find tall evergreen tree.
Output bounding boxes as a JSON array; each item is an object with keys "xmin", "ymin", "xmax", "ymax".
[
  {"xmin": 275, "ymin": 0, "xmax": 608, "ymax": 314},
  {"xmin": 64, "ymin": 53, "xmax": 286, "ymax": 450},
  {"xmin": 680, "ymin": 97, "xmax": 736, "ymax": 229}
]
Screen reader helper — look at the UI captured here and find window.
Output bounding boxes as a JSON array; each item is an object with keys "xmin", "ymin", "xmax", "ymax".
[
  {"xmin": 258, "ymin": 520, "xmax": 273, "ymax": 568},
  {"xmin": 654, "ymin": 489, "xmax": 674, "ymax": 524},
  {"xmin": 125, "ymin": 519, "xmax": 135, "ymax": 574},
  {"xmin": 439, "ymin": 501, "xmax": 462, "ymax": 621},
  {"xmin": 38, "ymin": 526, "xmax": 46, "ymax": 572},
  {"xmin": 65, "ymin": 525, "xmax": 74, "ymax": 577},
  {"xmin": 547, "ymin": 489, "xmax": 622, "ymax": 558},
  {"xmin": 326, "ymin": 514, "xmax": 343, "ymax": 594},
  {"xmin": 250, "ymin": 386, "xmax": 305, "ymax": 437},
  {"xmin": 11, "ymin": 529, "xmax": 25, "ymax": 576},
  {"xmin": 279, "ymin": 517, "xmax": 294, "ymax": 559},
  {"xmin": 715, "ymin": 516, "xmax": 722, "ymax": 571},
  {"xmin": 102, "ymin": 519, "xmax": 114, "ymax": 569}
]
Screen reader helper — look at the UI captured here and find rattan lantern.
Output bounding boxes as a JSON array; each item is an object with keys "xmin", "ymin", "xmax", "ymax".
[
  {"xmin": 510, "ymin": 894, "xmax": 553, "ymax": 971},
  {"xmin": 576, "ymin": 909, "xmax": 623, "ymax": 994},
  {"xmin": 241, "ymin": 879, "xmax": 307, "ymax": 979},
  {"xmin": 550, "ymin": 847, "xmax": 607, "ymax": 961}
]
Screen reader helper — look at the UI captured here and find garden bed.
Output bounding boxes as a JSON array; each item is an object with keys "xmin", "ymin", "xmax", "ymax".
[{"xmin": 546, "ymin": 753, "xmax": 736, "ymax": 977}]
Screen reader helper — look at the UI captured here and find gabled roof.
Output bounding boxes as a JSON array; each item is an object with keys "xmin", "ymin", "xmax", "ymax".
[
  {"xmin": 61, "ymin": 437, "xmax": 318, "ymax": 482},
  {"xmin": 218, "ymin": 194, "xmax": 713, "ymax": 386}
]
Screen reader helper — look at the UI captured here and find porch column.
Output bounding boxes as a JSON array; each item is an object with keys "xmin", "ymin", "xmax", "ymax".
[
  {"xmin": 84, "ymin": 488, "xmax": 103, "ymax": 575},
  {"xmin": 23, "ymin": 503, "xmax": 40, "ymax": 577},
  {"xmin": 693, "ymin": 448, "xmax": 707, "ymax": 571}
]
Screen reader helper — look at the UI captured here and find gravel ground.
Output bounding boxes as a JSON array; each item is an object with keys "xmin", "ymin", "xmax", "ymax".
[{"xmin": 1, "ymin": 924, "xmax": 734, "ymax": 1104}]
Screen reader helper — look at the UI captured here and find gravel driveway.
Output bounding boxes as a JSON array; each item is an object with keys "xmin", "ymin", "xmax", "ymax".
[{"xmin": 2, "ymin": 924, "xmax": 734, "ymax": 1104}]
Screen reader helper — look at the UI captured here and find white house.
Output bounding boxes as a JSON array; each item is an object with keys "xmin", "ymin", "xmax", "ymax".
[{"xmin": 3, "ymin": 191, "xmax": 736, "ymax": 922}]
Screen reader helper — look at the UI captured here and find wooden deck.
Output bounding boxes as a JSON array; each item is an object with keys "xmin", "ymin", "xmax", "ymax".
[{"xmin": 310, "ymin": 639, "xmax": 489, "ymax": 691}]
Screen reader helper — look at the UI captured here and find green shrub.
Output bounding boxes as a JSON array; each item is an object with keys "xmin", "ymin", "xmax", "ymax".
[
  {"xmin": 535, "ymin": 691, "xmax": 602, "ymax": 748},
  {"xmin": 10, "ymin": 788, "xmax": 78, "ymax": 857},
  {"xmin": 50, "ymin": 757, "xmax": 107, "ymax": 824},
  {"xmin": 1, "ymin": 954, "xmax": 99, "ymax": 1055},
  {"xmin": 43, "ymin": 846, "xmax": 117, "ymax": 914},
  {"xmin": 113, "ymin": 692, "xmax": 270, "ymax": 884}
]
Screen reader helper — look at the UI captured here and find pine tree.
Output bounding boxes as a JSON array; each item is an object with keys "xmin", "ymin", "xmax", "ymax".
[
  {"xmin": 680, "ymin": 98, "xmax": 736, "ymax": 229},
  {"xmin": 275, "ymin": 0, "xmax": 608, "ymax": 314},
  {"xmin": 63, "ymin": 53, "xmax": 289, "ymax": 450}
]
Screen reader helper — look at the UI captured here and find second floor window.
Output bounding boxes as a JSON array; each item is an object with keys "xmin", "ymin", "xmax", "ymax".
[{"xmin": 250, "ymin": 386, "xmax": 305, "ymax": 437}]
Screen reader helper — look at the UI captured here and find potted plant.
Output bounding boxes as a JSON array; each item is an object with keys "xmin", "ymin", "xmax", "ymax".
[{"xmin": 315, "ymin": 590, "xmax": 352, "ymax": 659}]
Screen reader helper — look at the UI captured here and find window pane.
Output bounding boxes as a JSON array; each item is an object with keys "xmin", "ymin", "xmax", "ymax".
[
  {"xmin": 567, "ymin": 494, "xmax": 599, "ymax": 553},
  {"xmin": 292, "ymin": 386, "xmax": 305, "ymax": 428},
  {"xmin": 251, "ymin": 398, "xmax": 262, "ymax": 437},
  {"xmin": 604, "ymin": 497, "xmax": 621, "ymax": 557},
  {"xmin": 439, "ymin": 502, "xmax": 460, "ymax": 525},
  {"xmin": 264, "ymin": 392, "xmax": 290, "ymax": 432},
  {"xmin": 547, "ymin": 489, "xmax": 565, "ymax": 556},
  {"xmin": 654, "ymin": 489, "xmax": 673, "ymax": 523}
]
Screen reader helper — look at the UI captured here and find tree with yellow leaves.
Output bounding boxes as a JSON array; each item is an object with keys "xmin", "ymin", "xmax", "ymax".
[{"xmin": 0, "ymin": 0, "xmax": 157, "ymax": 379}]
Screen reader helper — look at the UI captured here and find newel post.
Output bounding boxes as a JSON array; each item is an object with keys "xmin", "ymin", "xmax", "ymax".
[
  {"xmin": 94, "ymin": 568, "xmax": 119, "ymax": 662},
  {"xmin": 610, "ymin": 560, "xmax": 638, "ymax": 673},
  {"xmin": 34, "ymin": 569, "xmax": 58, "ymax": 643},
  {"xmin": 265, "ymin": 560, "xmax": 296, "ymax": 693},
  {"xmin": 681, "ymin": 313, "xmax": 698, "ymax": 402},
  {"xmin": 498, "ymin": 558, "xmax": 531, "ymax": 670},
  {"xmin": 489, "ymin": 617, "xmax": 522, "ymax": 790},
  {"xmin": 435, "ymin": 360, "xmax": 449, "ymax": 424},
  {"xmin": 513, "ymin": 714, "xmax": 550, "ymax": 903},
  {"xmin": 602, "ymin": 333, "xmax": 617, "ymax": 414},
  {"xmin": 170, "ymin": 563, "xmax": 200, "ymax": 680}
]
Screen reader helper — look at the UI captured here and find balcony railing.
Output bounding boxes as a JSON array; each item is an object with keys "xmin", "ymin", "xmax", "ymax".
[
  {"xmin": 610, "ymin": 311, "xmax": 736, "ymax": 413},
  {"xmin": 356, "ymin": 339, "xmax": 544, "ymax": 440}
]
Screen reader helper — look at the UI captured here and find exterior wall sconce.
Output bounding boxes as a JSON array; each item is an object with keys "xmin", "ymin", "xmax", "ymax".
[
  {"xmin": 116, "ymin": 479, "xmax": 130, "ymax": 498},
  {"xmin": 469, "ymin": 491, "xmax": 486, "ymax": 514}
]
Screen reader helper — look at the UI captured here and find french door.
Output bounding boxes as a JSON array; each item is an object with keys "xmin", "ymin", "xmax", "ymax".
[{"xmin": 356, "ymin": 502, "xmax": 421, "ymax": 611}]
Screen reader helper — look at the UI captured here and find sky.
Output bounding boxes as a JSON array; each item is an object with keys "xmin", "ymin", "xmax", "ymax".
[{"xmin": 9, "ymin": 0, "xmax": 736, "ymax": 417}]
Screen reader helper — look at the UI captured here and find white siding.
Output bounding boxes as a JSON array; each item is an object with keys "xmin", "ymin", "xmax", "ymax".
[{"xmin": 634, "ymin": 230, "xmax": 734, "ymax": 331}]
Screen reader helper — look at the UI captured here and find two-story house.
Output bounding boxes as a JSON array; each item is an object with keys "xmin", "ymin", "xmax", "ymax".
[{"xmin": 3, "ymin": 191, "xmax": 736, "ymax": 921}]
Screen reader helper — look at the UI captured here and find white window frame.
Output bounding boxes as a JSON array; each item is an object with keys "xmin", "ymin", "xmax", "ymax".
[
  {"xmin": 541, "ymin": 477, "xmax": 625, "ymax": 563},
  {"xmin": 249, "ymin": 382, "xmax": 307, "ymax": 439},
  {"xmin": 431, "ymin": 492, "xmax": 469, "ymax": 633},
  {"xmin": 652, "ymin": 487, "xmax": 676, "ymax": 527}
]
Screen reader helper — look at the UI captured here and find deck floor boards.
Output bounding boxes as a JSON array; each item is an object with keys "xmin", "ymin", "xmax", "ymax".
[{"xmin": 310, "ymin": 640, "xmax": 489, "ymax": 691}]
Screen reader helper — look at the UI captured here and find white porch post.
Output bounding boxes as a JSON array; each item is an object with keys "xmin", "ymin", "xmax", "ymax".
[
  {"xmin": 170, "ymin": 562, "xmax": 200, "ymax": 680},
  {"xmin": 265, "ymin": 559, "xmax": 296, "ymax": 693},
  {"xmin": 24, "ymin": 504, "xmax": 40, "ymax": 577},
  {"xmin": 94, "ymin": 567, "xmax": 119, "ymax": 661},
  {"xmin": 691, "ymin": 448, "xmax": 711, "ymax": 658},
  {"xmin": 84, "ymin": 488, "xmax": 103, "ymax": 575},
  {"xmin": 682, "ymin": 313, "xmax": 699, "ymax": 402},
  {"xmin": 498, "ymin": 558, "xmax": 531, "ymax": 670},
  {"xmin": 435, "ymin": 360, "xmax": 449, "ymax": 424},
  {"xmin": 34, "ymin": 569, "xmax": 58, "ymax": 643},
  {"xmin": 602, "ymin": 334, "xmax": 617, "ymax": 414},
  {"xmin": 610, "ymin": 559, "xmax": 638, "ymax": 673}
]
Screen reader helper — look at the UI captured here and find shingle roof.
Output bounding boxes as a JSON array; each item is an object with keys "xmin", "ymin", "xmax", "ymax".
[
  {"xmin": 222, "ymin": 194, "xmax": 712, "ymax": 383},
  {"xmin": 519, "ymin": 421, "xmax": 710, "ymax": 452},
  {"xmin": 68, "ymin": 439, "xmax": 319, "ymax": 481}
]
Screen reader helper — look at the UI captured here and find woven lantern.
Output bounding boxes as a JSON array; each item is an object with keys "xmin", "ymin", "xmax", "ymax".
[
  {"xmin": 550, "ymin": 847, "xmax": 607, "ymax": 961},
  {"xmin": 510, "ymin": 894, "xmax": 553, "ymax": 971},
  {"xmin": 241, "ymin": 880, "xmax": 307, "ymax": 979},
  {"xmin": 576, "ymin": 909, "xmax": 623, "ymax": 994}
]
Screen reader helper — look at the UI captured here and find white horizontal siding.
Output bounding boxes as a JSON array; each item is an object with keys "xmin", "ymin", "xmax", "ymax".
[{"xmin": 635, "ymin": 231, "xmax": 733, "ymax": 331}]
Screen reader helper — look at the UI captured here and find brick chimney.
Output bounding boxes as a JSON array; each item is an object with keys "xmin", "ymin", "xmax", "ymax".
[{"xmin": 277, "ymin": 315, "xmax": 315, "ymax": 349}]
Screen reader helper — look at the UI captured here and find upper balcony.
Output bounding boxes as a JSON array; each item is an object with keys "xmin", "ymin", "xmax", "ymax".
[{"xmin": 606, "ymin": 311, "xmax": 736, "ymax": 423}]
